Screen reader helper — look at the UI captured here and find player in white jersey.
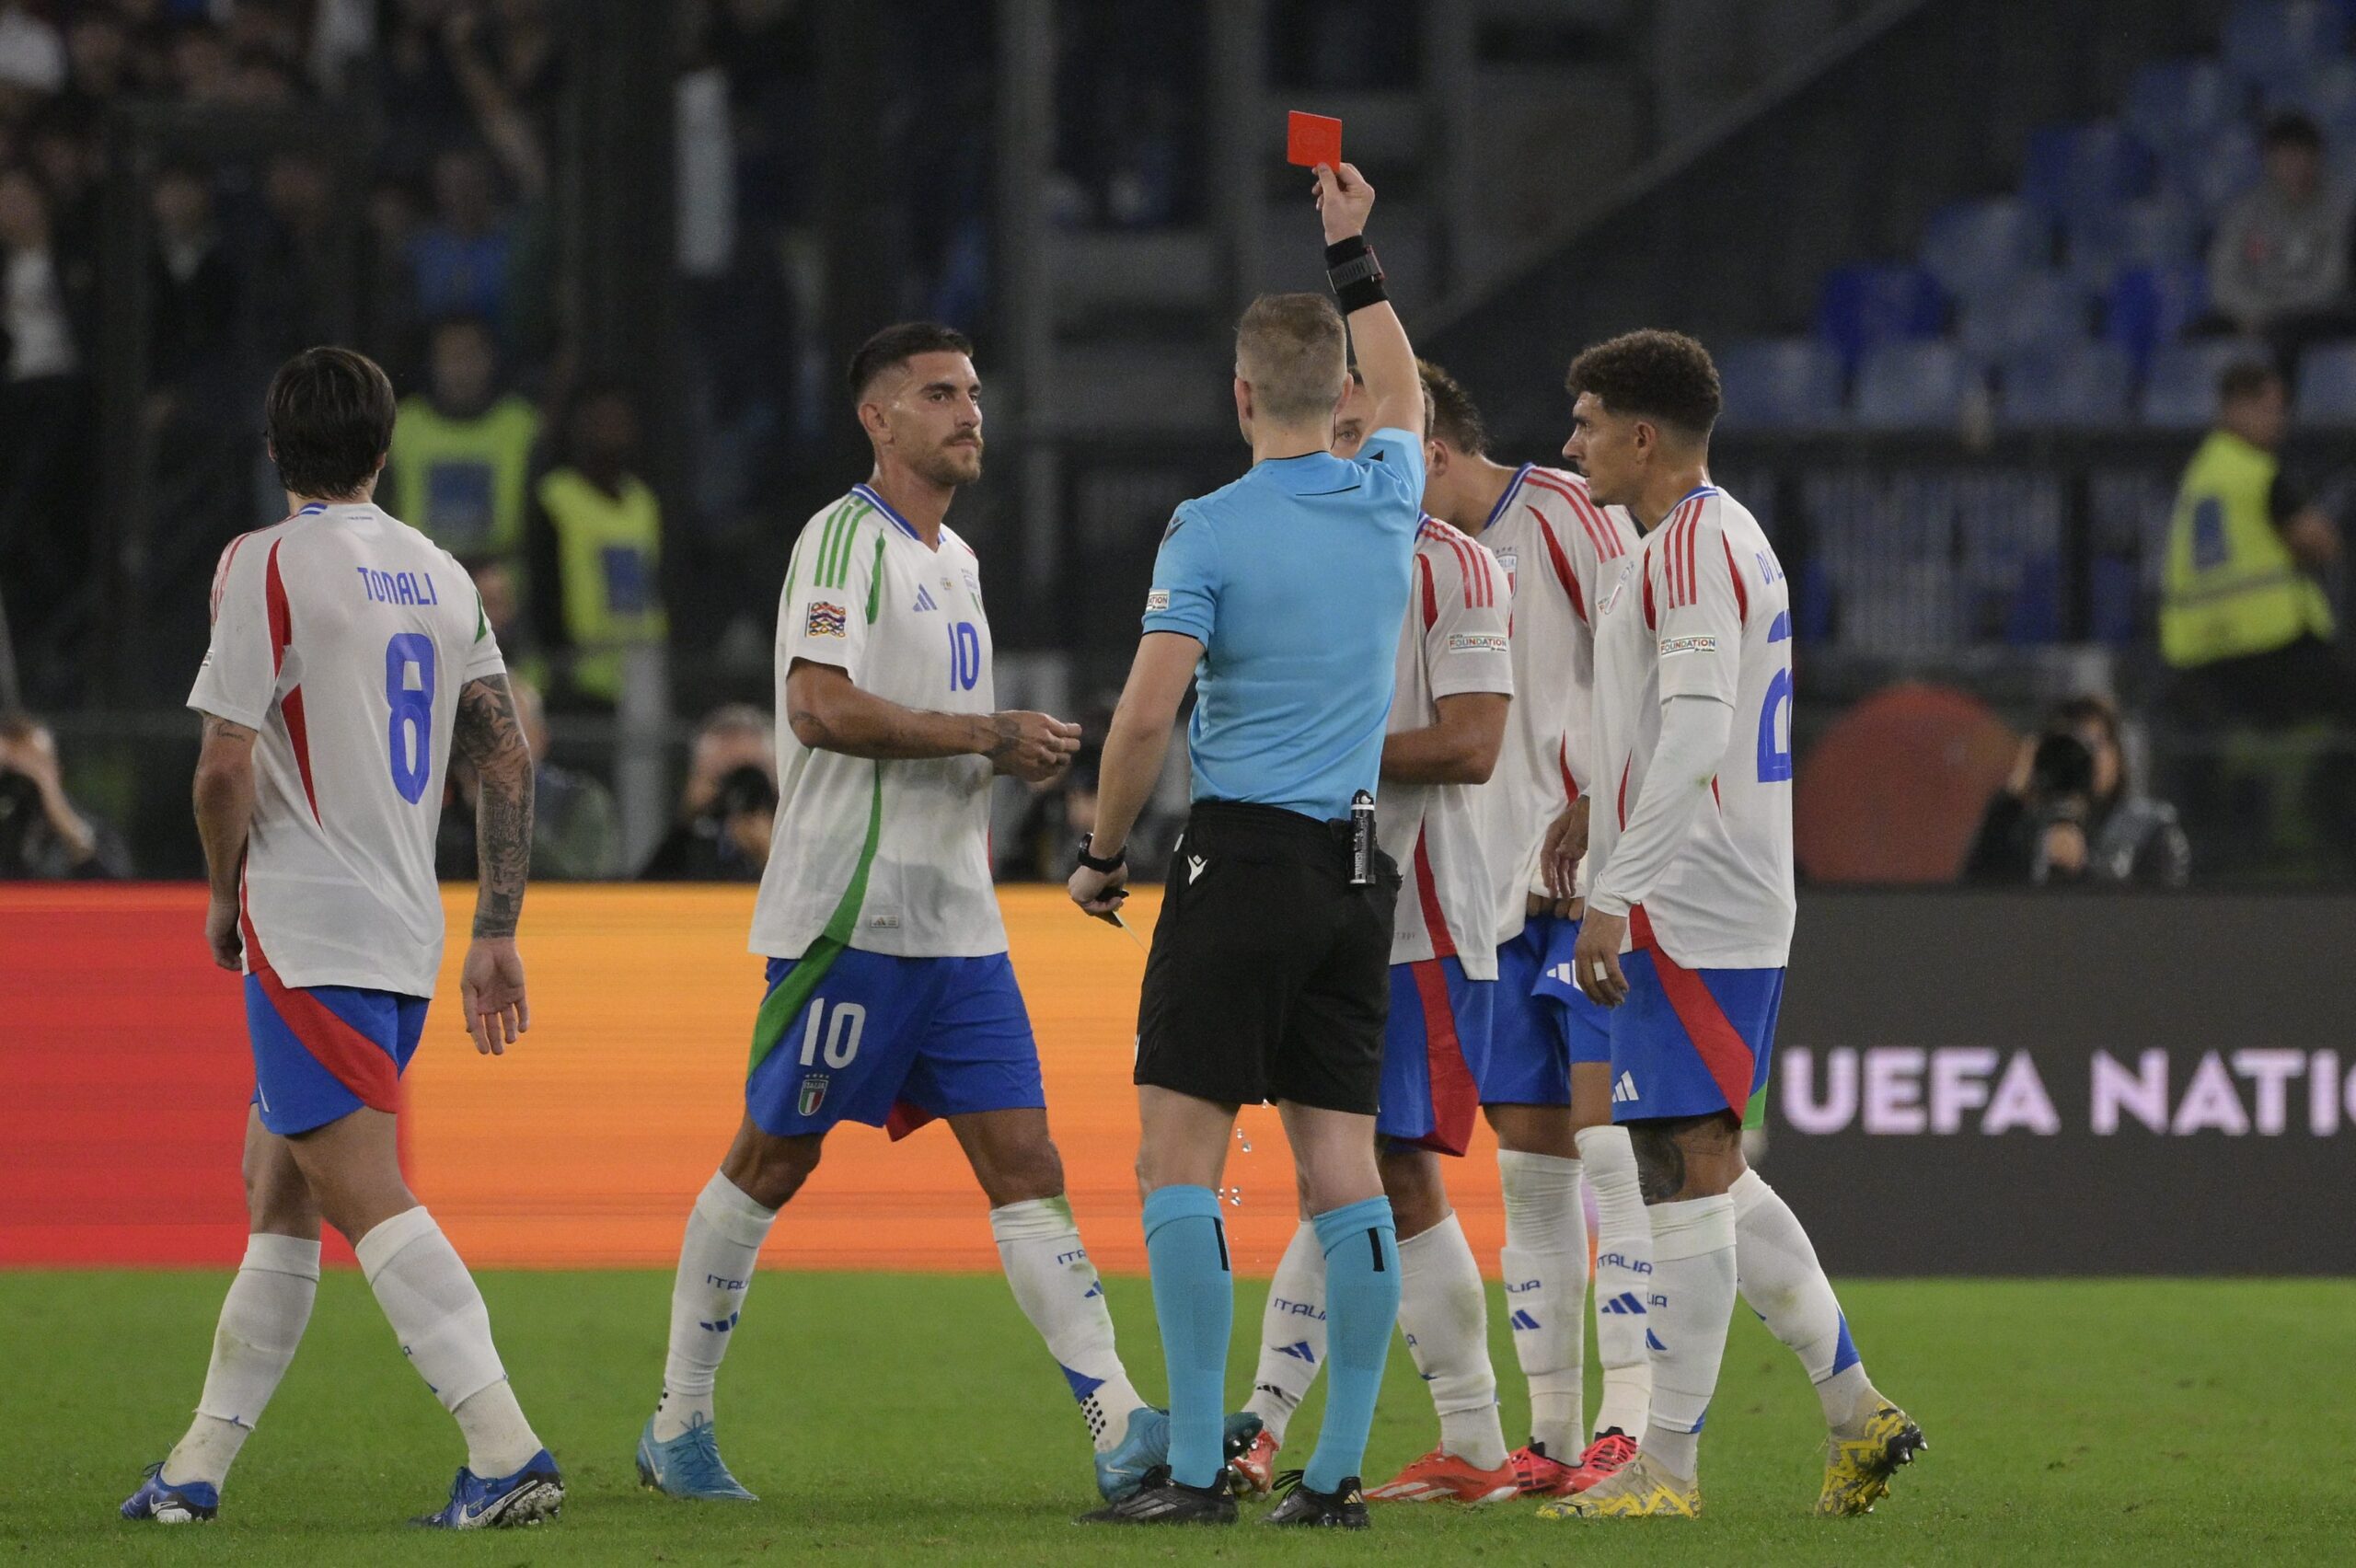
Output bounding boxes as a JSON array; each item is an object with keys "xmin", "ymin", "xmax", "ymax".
[
  {"xmin": 126, "ymin": 348, "xmax": 561, "ymax": 1530},
  {"xmin": 1412, "ymin": 360, "xmax": 1656, "ymax": 1496},
  {"xmin": 1231, "ymin": 379, "xmax": 1519, "ymax": 1505},
  {"xmin": 1543, "ymin": 330, "xmax": 1923, "ymax": 1522},
  {"xmin": 637, "ymin": 323, "xmax": 1212, "ymax": 1508}
]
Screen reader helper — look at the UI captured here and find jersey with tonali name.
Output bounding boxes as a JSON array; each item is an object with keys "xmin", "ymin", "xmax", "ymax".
[
  {"xmin": 1381, "ymin": 517, "xmax": 1513, "ymax": 975},
  {"xmin": 750, "ymin": 484, "xmax": 1005, "ymax": 961},
  {"xmin": 1588, "ymin": 485, "xmax": 1796, "ymax": 968},
  {"xmin": 1465, "ymin": 463, "xmax": 1641, "ymax": 942},
  {"xmin": 189, "ymin": 502, "xmax": 503, "ymax": 997}
]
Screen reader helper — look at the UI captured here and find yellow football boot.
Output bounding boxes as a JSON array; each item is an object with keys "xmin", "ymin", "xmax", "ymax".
[
  {"xmin": 1816, "ymin": 1402, "xmax": 1926, "ymax": 1516},
  {"xmin": 1535, "ymin": 1451, "xmax": 1701, "ymax": 1519}
]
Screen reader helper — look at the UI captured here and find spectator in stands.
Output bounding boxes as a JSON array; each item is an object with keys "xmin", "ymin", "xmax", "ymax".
[
  {"xmin": 442, "ymin": 0, "xmax": 555, "ymax": 200},
  {"xmin": 360, "ymin": 174, "xmax": 426, "ymax": 382},
  {"xmin": 636, "ymin": 703, "xmax": 777, "ymax": 882},
  {"xmin": 526, "ymin": 383, "xmax": 666, "ymax": 709},
  {"xmin": 1966, "ymin": 697, "xmax": 2189, "ymax": 887},
  {"xmin": 385, "ymin": 312, "xmax": 540, "ymax": 562},
  {"xmin": 2201, "ymin": 112, "xmax": 2356, "ymax": 369},
  {"xmin": 62, "ymin": 8, "xmax": 130, "ymax": 107},
  {"xmin": 0, "ymin": 2, "xmax": 64, "ymax": 118},
  {"xmin": 255, "ymin": 150, "xmax": 341, "ymax": 359},
  {"xmin": 410, "ymin": 144, "xmax": 514, "ymax": 329},
  {"xmin": 513, "ymin": 674, "xmax": 621, "ymax": 878},
  {"xmin": 0, "ymin": 711, "xmax": 128, "ymax": 879},
  {"xmin": 459, "ymin": 551, "xmax": 545, "ymax": 692},
  {"xmin": 0, "ymin": 167, "xmax": 93, "ymax": 686},
  {"xmin": 146, "ymin": 162, "xmax": 238, "ymax": 417},
  {"xmin": 168, "ymin": 17, "xmax": 235, "ymax": 104}
]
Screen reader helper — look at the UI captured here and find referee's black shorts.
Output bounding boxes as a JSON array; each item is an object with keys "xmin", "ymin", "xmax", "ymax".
[{"xmin": 1135, "ymin": 801, "xmax": 1402, "ymax": 1113}]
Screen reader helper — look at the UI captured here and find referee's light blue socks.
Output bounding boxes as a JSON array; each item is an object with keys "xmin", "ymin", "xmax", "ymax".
[
  {"xmin": 1303, "ymin": 1195, "xmax": 1400, "ymax": 1496},
  {"xmin": 1141, "ymin": 1184, "xmax": 1232, "ymax": 1490}
]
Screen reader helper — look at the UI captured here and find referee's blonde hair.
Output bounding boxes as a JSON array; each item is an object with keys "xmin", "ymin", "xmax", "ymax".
[{"xmin": 1236, "ymin": 293, "xmax": 1347, "ymax": 423}]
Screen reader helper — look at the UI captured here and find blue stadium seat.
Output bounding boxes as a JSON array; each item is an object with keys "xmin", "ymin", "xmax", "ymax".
[
  {"xmin": 2223, "ymin": 0, "xmax": 2347, "ymax": 89},
  {"xmin": 2294, "ymin": 339, "xmax": 2356, "ymax": 421},
  {"xmin": 1958, "ymin": 270, "xmax": 2093, "ymax": 363},
  {"xmin": 2161, "ymin": 122, "xmax": 2263, "ymax": 217},
  {"xmin": 2067, "ymin": 197, "xmax": 2198, "ymax": 288},
  {"xmin": 1996, "ymin": 342, "xmax": 2134, "ymax": 428},
  {"xmin": 2124, "ymin": 59, "xmax": 2241, "ymax": 153},
  {"xmin": 2106, "ymin": 262, "xmax": 2211, "ymax": 375},
  {"xmin": 2020, "ymin": 121, "xmax": 2155, "ymax": 220},
  {"xmin": 1853, "ymin": 341, "xmax": 1977, "ymax": 429},
  {"xmin": 1921, "ymin": 198, "xmax": 2050, "ymax": 304},
  {"xmin": 2267, "ymin": 57, "xmax": 2356, "ymax": 133},
  {"xmin": 1715, "ymin": 338, "xmax": 1846, "ymax": 429},
  {"xmin": 2141, "ymin": 339, "xmax": 2275, "ymax": 428},
  {"xmin": 1813, "ymin": 262, "xmax": 1945, "ymax": 375}
]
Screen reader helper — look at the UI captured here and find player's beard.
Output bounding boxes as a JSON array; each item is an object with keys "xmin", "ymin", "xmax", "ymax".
[{"xmin": 917, "ymin": 438, "xmax": 984, "ymax": 489}]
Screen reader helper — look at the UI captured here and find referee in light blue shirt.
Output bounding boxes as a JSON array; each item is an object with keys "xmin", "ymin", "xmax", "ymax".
[{"xmin": 1069, "ymin": 161, "xmax": 1426, "ymax": 1528}]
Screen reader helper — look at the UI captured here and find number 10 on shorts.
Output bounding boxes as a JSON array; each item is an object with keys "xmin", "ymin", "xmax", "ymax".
[{"xmin": 798, "ymin": 998, "xmax": 866, "ymax": 1069}]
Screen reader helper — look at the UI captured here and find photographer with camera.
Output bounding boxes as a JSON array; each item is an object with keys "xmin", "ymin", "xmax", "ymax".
[
  {"xmin": 1966, "ymin": 697, "xmax": 2189, "ymax": 887},
  {"xmin": 0, "ymin": 713, "xmax": 128, "ymax": 880}
]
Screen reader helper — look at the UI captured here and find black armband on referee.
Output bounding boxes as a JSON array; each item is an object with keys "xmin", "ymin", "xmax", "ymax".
[
  {"xmin": 1076, "ymin": 836, "xmax": 1126, "ymax": 874},
  {"xmin": 1325, "ymin": 235, "xmax": 1387, "ymax": 313}
]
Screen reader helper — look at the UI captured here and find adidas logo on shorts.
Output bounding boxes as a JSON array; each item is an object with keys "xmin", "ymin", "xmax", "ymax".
[{"xmin": 1611, "ymin": 1071, "xmax": 1639, "ymax": 1104}]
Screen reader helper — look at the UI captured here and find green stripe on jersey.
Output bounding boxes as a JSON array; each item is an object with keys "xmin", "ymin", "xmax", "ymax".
[
  {"xmin": 864, "ymin": 534, "xmax": 887, "ymax": 623},
  {"xmin": 807, "ymin": 497, "xmax": 853, "ymax": 590},
  {"xmin": 745, "ymin": 761, "xmax": 885, "ymax": 1076},
  {"xmin": 826, "ymin": 500, "xmax": 875, "ymax": 588}
]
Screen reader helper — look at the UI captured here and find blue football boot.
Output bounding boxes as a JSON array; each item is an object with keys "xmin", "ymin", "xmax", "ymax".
[
  {"xmin": 637, "ymin": 1415, "xmax": 757, "ymax": 1502},
  {"xmin": 120, "ymin": 1463, "xmax": 218, "ymax": 1524},
  {"xmin": 412, "ymin": 1447, "xmax": 564, "ymax": 1528}
]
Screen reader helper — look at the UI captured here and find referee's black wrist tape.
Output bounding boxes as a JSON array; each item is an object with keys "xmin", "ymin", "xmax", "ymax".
[
  {"xmin": 1325, "ymin": 234, "xmax": 1387, "ymax": 313},
  {"xmin": 1076, "ymin": 836, "xmax": 1126, "ymax": 874}
]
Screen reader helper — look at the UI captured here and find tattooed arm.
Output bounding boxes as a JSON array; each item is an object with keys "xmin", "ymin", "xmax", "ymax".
[
  {"xmin": 191, "ymin": 712, "xmax": 259, "ymax": 971},
  {"xmin": 784, "ymin": 660, "xmax": 1078, "ymax": 783},
  {"xmin": 449, "ymin": 674, "xmax": 534, "ymax": 1053}
]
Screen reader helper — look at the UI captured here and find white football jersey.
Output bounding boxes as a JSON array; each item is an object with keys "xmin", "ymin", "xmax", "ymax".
[
  {"xmin": 1381, "ymin": 517, "xmax": 1513, "ymax": 975},
  {"xmin": 1588, "ymin": 485, "xmax": 1796, "ymax": 969},
  {"xmin": 1465, "ymin": 464, "xmax": 1641, "ymax": 942},
  {"xmin": 188, "ymin": 502, "xmax": 504, "ymax": 997},
  {"xmin": 749, "ymin": 484, "xmax": 1006, "ymax": 961}
]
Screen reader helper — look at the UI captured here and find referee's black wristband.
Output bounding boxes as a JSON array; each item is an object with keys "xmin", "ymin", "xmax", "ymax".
[
  {"xmin": 1076, "ymin": 836, "xmax": 1126, "ymax": 874},
  {"xmin": 1325, "ymin": 234, "xmax": 1387, "ymax": 313}
]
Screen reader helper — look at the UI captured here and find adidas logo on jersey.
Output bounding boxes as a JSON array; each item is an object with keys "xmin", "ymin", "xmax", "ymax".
[
  {"xmin": 1611, "ymin": 1071, "xmax": 1640, "ymax": 1104},
  {"xmin": 914, "ymin": 585, "xmax": 938, "ymax": 612},
  {"xmin": 1598, "ymin": 1291, "xmax": 1648, "ymax": 1316}
]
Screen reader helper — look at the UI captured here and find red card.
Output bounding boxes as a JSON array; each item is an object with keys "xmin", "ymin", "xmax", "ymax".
[{"xmin": 1287, "ymin": 110, "xmax": 1343, "ymax": 169}]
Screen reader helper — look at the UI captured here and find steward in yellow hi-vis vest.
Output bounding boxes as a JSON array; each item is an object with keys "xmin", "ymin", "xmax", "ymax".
[
  {"xmin": 2162, "ymin": 368, "xmax": 2335, "ymax": 670},
  {"xmin": 528, "ymin": 387, "xmax": 665, "ymax": 705},
  {"xmin": 387, "ymin": 317, "xmax": 541, "ymax": 559}
]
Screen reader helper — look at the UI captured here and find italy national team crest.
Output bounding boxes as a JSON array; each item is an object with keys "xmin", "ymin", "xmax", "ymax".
[{"xmin": 797, "ymin": 1073, "xmax": 829, "ymax": 1116}]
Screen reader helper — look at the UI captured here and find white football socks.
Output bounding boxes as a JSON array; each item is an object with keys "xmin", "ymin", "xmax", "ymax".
[
  {"xmin": 161, "ymin": 1233, "xmax": 321, "ymax": 1490},
  {"xmin": 1243, "ymin": 1220, "xmax": 1329, "ymax": 1446},
  {"xmin": 1497, "ymin": 1149, "xmax": 1588, "ymax": 1458},
  {"xmin": 1730, "ymin": 1169, "xmax": 1876, "ymax": 1432},
  {"xmin": 354, "ymin": 1206, "xmax": 541, "ymax": 1478},
  {"xmin": 990, "ymin": 1197, "xmax": 1145, "ymax": 1453},
  {"xmin": 1395, "ymin": 1213, "xmax": 1508, "ymax": 1470},
  {"xmin": 654, "ymin": 1171, "xmax": 778, "ymax": 1441},
  {"xmin": 1576, "ymin": 1124, "xmax": 1655, "ymax": 1441},
  {"xmin": 1639, "ymin": 1194, "xmax": 1736, "ymax": 1482}
]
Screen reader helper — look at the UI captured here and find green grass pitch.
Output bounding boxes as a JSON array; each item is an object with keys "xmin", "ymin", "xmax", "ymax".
[{"xmin": 4, "ymin": 1272, "xmax": 2350, "ymax": 1564}]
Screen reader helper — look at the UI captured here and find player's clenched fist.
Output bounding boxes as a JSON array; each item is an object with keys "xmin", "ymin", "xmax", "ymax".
[
  {"xmin": 1313, "ymin": 161, "xmax": 1375, "ymax": 244},
  {"xmin": 983, "ymin": 709, "xmax": 1081, "ymax": 783}
]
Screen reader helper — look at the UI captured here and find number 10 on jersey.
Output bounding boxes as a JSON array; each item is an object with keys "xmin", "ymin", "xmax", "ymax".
[{"xmin": 947, "ymin": 620, "xmax": 981, "ymax": 691}]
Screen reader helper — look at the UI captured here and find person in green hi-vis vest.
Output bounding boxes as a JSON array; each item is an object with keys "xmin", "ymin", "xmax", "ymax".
[
  {"xmin": 524, "ymin": 385, "xmax": 667, "ymax": 708},
  {"xmin": 387, "ymin": 316, "xmax": 541, "ymax": 564},
  {"xmin": 2163, "ymin": 358, "xmax": 2356, "ymax": 870}
]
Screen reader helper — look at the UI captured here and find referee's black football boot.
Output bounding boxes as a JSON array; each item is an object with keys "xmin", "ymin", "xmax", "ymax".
[
  {"xmin": 1262, "ymin": 1470, "xmax": 1369, "ymax": 1528},
  {"xmin": 1075, "ymin": 1466, "xmax": 1236, "ymax": 1526}
]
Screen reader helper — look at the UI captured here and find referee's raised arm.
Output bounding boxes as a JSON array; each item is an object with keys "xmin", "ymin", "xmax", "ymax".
[
  {"xmin": 1316, "ymin": 162, "xmax": 1424, "ymax": 444},
  {"xmin": 1073, "ymin": 160, "xmax": 1426, "ymax": 1530}
]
